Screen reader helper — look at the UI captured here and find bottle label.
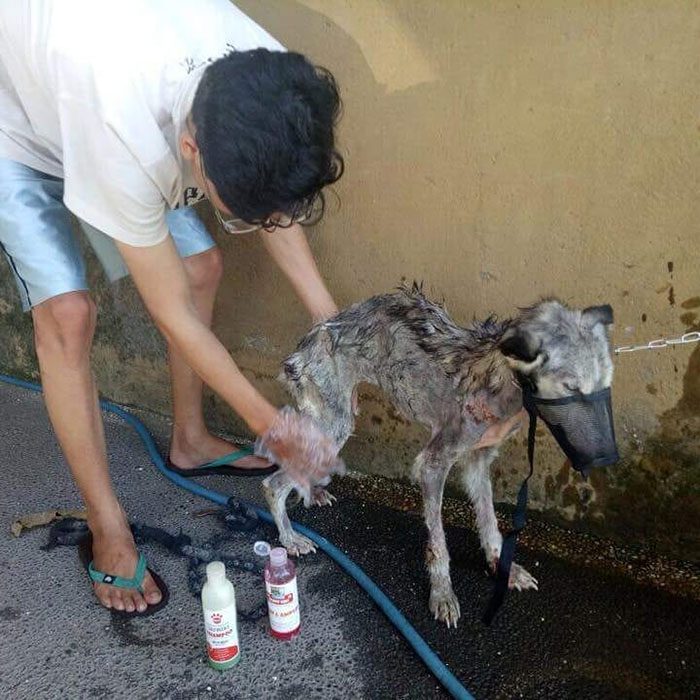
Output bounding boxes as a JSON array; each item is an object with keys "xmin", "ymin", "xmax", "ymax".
[
  {"xmin": 204, "ymin": 603, "xmax": 240, "ymax": 663},
  {"xmin": 265, "ymin": 576, "xmax": 300, "ymax": 634}
]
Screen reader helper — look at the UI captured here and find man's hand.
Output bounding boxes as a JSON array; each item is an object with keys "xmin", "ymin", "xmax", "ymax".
[{"xmin": 255, "ymin": 407, "xmax": 346, "ymax": 503}]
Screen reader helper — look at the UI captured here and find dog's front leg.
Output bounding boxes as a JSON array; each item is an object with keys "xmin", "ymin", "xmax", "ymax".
[
  {"xmin": 461, "ymin": 448, "xmax": 538, "ymax": 592},
  {"xmin": 417, "ymin": 445, "xmax": 460, "ymax": 628},
  {"xmin": 262, "ymin": 471, "xmax": 317, "ymax": 556},
  {"xmin": 461, "ymin": 447, "xmax": 503, "ymax": 563}
]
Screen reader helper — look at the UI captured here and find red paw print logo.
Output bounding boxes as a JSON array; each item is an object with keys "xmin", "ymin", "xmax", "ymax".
[{"xmin": 211, "ymin": 613, "xmax": 223, "ymax": 624}]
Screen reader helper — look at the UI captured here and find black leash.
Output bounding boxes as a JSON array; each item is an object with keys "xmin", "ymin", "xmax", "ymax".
[
  {"xmin": 45, "ymin": 500, "xmax": 269, "ymax": 622},
  {"xmin": 482, "ymin": 392, "xmax": 537, "ymax": 625}
]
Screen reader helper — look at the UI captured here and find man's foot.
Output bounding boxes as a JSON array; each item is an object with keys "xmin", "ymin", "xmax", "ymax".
[
  {"xmin": 169, "ymin": 432, "xmax": 271, "ymax": 472},
  {"xmin": 88, "ymin": 510, "xmax": 162, "ymax": 613}
]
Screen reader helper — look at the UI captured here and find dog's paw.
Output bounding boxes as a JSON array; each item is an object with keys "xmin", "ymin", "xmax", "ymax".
[
  {"xmin": 280, "ymin": 530, "xmax": 317, "ymax": 557},
  {"xmin": 509, "ymin": 562, "xmax": 538, "ymax": 591},
  {"xmin": 429, "ymin": 589, "xmax": 461, "ymax": 628},
  {"xmin": 308, "ymin": 487, "xmax": 337, "ymax": 508},
  {"xmin": 488, "ymin": 557, "xmax": 539, "ymax": 592}
]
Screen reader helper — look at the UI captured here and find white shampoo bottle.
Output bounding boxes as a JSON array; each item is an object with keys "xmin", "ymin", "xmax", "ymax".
[{"xmin": 202, "ymin": 561, "xmax": 241, "ymax": 670}]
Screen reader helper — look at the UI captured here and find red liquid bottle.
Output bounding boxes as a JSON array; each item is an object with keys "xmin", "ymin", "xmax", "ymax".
[{"xmin": 264, "ymin": 547, "xmax": 301, "ymax": 640}]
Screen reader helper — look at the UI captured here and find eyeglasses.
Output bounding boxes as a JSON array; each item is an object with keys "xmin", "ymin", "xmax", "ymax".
[
  {"xmin": 199, "ymin": 154, "xmax": 323, "ymax": 235},
  {"xmin": 211, "ymin": 198, "xmax": 323, "ymax": 235}
]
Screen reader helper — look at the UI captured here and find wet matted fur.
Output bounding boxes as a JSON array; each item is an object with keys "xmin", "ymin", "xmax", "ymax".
[{"xmin": 263, "ymin": 284, "xmax": 614, "ymax": 626}]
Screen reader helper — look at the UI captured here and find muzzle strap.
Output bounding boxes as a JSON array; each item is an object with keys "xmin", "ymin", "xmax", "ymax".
[{"xmin": 482, "ymin": 397, "xmax": 537, "ymax": 625}]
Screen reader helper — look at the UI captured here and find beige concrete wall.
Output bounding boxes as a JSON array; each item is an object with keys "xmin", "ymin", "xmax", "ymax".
[{"xmin": 1, "ymin": 1, "xmax": 698, "ymax": 558}]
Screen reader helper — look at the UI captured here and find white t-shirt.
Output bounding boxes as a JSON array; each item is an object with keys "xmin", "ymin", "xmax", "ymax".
[{"xmin": 0, "ymin": 0, "xmax": 284, "ymax": 246}]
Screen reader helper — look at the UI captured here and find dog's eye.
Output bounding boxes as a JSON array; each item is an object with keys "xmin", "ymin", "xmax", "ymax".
[{"xmin": 563, "ymin": 382, "xmax": 579, "ymax": 393}]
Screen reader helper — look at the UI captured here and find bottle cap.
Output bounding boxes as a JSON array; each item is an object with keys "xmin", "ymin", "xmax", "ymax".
[
  {"xmin": 269, "ymin": 547, "xmax": 288, "ymax": 568},
  {"xmin": 206, "ymin": 561, "xmax": 226, "ymax": 581},
  {"xmin": 253, "ymin": 541, "xmax": 271, "ymax": 557}
]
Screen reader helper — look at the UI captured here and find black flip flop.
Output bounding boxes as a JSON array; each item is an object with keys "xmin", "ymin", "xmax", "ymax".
[
  {"xmin": 78, "ymin": 532, "xmax": 169, "ymax": 618},
  {"xmin": 165, "ymin": 446, "xmax": 278, "ymax": 478}
]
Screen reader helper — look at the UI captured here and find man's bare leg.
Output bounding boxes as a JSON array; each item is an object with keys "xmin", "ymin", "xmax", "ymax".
[
  {"xmin": 32, "ymin": 291, "xmax": 161, "ymax": 613},
  {"xmin": 167, "ymin": 247, "xmax": 270, "ymax": 470}
]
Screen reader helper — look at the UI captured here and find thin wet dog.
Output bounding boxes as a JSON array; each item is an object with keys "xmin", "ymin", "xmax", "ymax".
[{"xmin": 263, "ymin": 284, "xmax": 614, "ymax": 627}]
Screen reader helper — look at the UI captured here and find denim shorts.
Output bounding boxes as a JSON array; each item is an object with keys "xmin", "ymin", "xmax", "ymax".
[{"xmin": 0, "ymin": 158, "xmax": 216, "ymax": 311}]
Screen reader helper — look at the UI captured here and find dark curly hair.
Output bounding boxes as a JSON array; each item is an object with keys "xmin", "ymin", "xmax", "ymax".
[{"xmin": 191, "ymin": 48, "xmax": 344, "ymax": 225}]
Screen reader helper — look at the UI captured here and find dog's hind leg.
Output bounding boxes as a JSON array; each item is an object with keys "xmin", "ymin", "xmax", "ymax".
[
  {"xmin": 460, "ymin": 448, "xmax": 538, "ymax": 592},
  {"xmin": 262, "ymin": 470, "xmax": 316, "ymax": 556},
  {"xmin": 416, "ymin": 432, "xmax": 464, "ymax": 628}
]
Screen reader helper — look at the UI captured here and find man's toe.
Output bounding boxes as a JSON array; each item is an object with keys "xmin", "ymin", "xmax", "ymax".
[
  {"xmin": 95, "ymin": 586, "xmax": 113, "ymax": 609},
  {"xmin": 143, "ymin": 572, "xmax": 162, "ymax": 605},
  {"xmin": 123, "ymin": 594, "xmax": 136, "ymax": 614},
  {"xmin": 130, "ymin": 590, "xmax": 148, "ymax": 613}
]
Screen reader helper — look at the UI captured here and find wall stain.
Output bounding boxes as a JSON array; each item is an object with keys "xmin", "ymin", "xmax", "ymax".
[
  {"xmin": 681, "ymin": 296, "xmax": 700, "ymax": 310},
  {"xmin": 678, "ymin": 345, "xmax": 700, "ymax": 414},
  {"xmin": 544, "ymin": 474, "xmax": 555, "ymax": 500},
  {"xmin": 668, "ymin": 286, "xmax": 675, "ymax": 306},
  {"xmin": 555, "ymin": 461, "xmax": 571, "ymax": 491},
  {"xmin": 561, "ymin": 484, "xmax": 579, "ymax": 508},
  {"xmin": 680, "ymin": 311, "xmax": 698, "ymax": 327},
  {"xmin": 591, "ymin": 345, "xmax": 700, "ymax": 560}
]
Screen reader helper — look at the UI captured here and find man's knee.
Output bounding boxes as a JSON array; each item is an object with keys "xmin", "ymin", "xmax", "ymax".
[
  {"xmin": 33, "ymin": 292, "xmax": 96, "ymax": 361},
  {"xmin": 184, "ymin": 247, "xmax": 223, "ymax": 294}
]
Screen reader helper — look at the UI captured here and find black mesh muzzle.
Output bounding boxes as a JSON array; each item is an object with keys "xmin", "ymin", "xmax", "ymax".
[{"xmin": 523, "ymin": 387, "xmax": 619, "ymax": 474}]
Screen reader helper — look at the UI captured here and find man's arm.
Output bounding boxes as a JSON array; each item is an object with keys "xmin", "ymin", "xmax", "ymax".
[
  {"xmin": 260, "ymin": 223, "xmax": 338, "ymax": 322},
  {"xmin": 116, "ymin": 236, "xmax": 277, "ymax": 435}
]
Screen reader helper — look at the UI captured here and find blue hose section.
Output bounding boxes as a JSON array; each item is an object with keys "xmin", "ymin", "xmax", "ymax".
[{"xmin": 0, "ymin": 373, "xmax": 474, "ymax": 700}]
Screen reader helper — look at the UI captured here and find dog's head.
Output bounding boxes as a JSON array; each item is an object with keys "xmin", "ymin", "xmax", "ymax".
[{"xmin": 499, "ymin": 300, "xmax": 614, "ymax": 398}]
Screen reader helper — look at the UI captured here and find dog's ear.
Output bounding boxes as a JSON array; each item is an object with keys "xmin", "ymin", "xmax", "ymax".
[
  {"xmin": 582, "ymin": 304, "xmax": 613, "ymax": 328},
  {"xmin": 499, "ymin": 327, "xmax": 545, "ymax": 374}
]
